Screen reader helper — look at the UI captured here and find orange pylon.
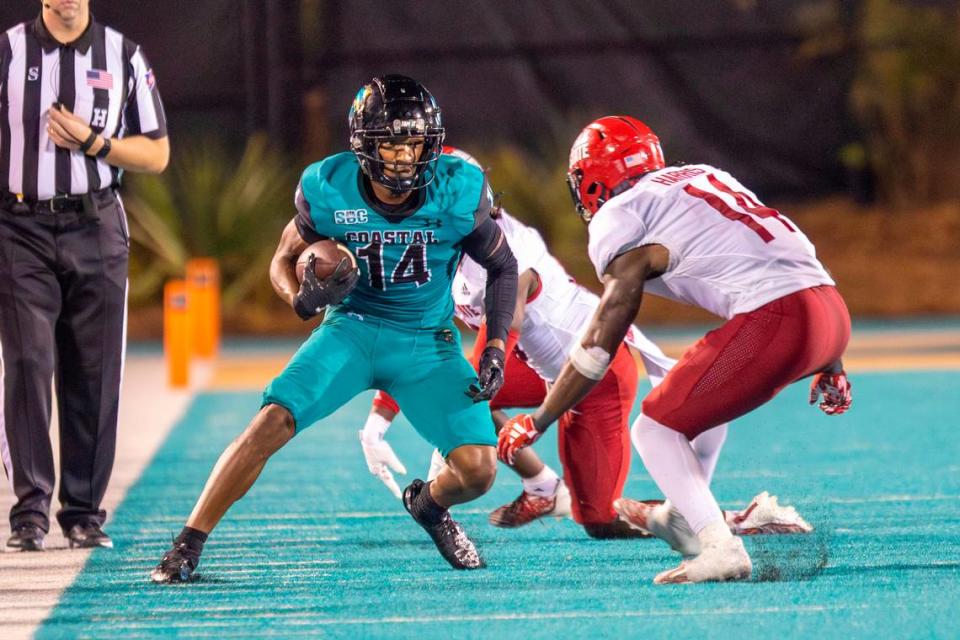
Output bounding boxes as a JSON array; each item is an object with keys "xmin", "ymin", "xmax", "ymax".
[
  {"xmin": 186, "ymin": 258, "xmax": 221, "ymax": 358},
  {"xmin": 164, "ymin": 279, "xmax": 190, "ymax": 387}
]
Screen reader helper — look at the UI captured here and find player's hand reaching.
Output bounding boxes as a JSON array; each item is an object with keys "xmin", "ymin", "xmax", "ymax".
[
  {"xmin": 497, "ymin": 414, "xmax": 542, "ymax": 464},
  {"xmin": 359, "ymin": 430, "xmax": 407, "ymax": 499},
  {"xmin": 293, "ymin": 256, "xmax": 360, "ymax": 320},
  {"xmin": 809, "ymin": 369, "xmax": 852, "ymax": 415},
  {"xmin": 466, "ymin": 346, "xmax": 505, "ymax": 402}
]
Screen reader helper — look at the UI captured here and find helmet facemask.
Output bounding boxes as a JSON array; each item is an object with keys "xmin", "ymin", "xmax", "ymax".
[
  {"xmin": 566, "ymin": 169, "xmax": 593, "ymax": 223},
  {"xmin": 351, "ymin": 129, "xmax": 445, "ymax": 195},
  {"xmin": 568, "ymin": 169, "xmax": 645, "ymax": 224}
]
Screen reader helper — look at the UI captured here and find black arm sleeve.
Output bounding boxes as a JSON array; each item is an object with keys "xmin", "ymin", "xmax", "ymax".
[
  {"xmin": 0, "ymin": 32, "xmax": 11, "ymax": 93},
  {"xmin": 294, "ymin": 181, "xmax": 327, "ymax": 244},
  {"xmin": 461, "ymin": 215, "xmax": 518, "ymax": 345}
]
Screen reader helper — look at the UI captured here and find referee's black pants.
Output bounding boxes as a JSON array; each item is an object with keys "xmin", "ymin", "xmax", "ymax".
[{"xmin": 0, "ymin": 190, "xmax": 128, "ymax": 534}]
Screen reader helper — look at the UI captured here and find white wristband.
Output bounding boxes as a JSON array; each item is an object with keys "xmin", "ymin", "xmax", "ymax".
[{"xmin": 569, "ymin": 343, "xmax": 611, "ymax": 380}]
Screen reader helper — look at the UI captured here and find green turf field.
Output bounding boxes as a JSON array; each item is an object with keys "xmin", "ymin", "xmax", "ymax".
[{"xmin": 38, "ymin": 371, "xmax": 960, "ymax": 639}]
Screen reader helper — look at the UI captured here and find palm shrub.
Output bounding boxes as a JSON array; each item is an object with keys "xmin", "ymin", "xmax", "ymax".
[{"xmin": 123, "ymin": 135, "xmax": 300, "ymax": 314}]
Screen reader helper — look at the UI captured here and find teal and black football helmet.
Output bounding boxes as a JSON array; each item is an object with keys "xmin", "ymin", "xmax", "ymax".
[{"xmin": 348, "ymin": 74, "xmax": 446, "ymax": 193}]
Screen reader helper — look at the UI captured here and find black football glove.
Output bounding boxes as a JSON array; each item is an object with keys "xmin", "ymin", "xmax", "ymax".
[
  {"xmin": 293, "ymin": 256, "xmax": 360, "ymax": 320},
  {"xmin": 466, "ymin": 345, "xmax": 505, "ymax": 403}
]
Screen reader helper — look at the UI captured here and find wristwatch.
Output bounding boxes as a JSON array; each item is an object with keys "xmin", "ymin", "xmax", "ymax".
[{"xmin": 96, "ymin": 136, "xmax": 112, "ymax": 159}]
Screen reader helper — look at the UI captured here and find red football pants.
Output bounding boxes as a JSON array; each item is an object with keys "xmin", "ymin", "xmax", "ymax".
[
  {"xmin": 558, "ymin": 344, "xmax": 638, "ymax": 524},
  {"xmin": 469, "ymin": 323, "xmax": 545, "ymax": 409},
  {"xmin": 642, "ymin": 285, "xmax": 850, "ymax": 439},
  {"xmin": 485, "ymin": 350, "xmax": 547, "ymax": 410},
  {"xmin": 474, "ymin": 337, "xmax": 639, "ymax": 525},
  {"xmin": 374, "ymin": 332, "xmax": 547, "ymax": 414}
]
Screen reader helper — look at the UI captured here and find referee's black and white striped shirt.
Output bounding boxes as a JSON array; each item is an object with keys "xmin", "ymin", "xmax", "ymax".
[{"xmin": 0, "ymin": 15, "xmax": 167, "ymax": 201}]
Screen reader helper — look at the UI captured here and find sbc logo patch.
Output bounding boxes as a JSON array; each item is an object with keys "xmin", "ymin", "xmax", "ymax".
[{"xmin": 334, "ymin": 209, "xmax": 368, "ymax": 225}]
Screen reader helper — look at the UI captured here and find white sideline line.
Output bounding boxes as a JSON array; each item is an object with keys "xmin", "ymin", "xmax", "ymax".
[
  {"xmin": 130, "ymin": 524, "xmax": 340, "ymax": 535},
  {"xmin": 130, "ymin": 513, "xmax": 350, "ymax": 523},
  {"xmin": 203, "ymin": 560, "xmax": 337, "ymax": 568},
  {"xmin": 185, "ymin": 568, "xmax": 336, "ymax": 577},
  {"xmin": 88, "ymin": 559, "xmax": 338, "ymax": 572},
  {"xmin": 310, "ymin": 603, "xmax": 877, "ymax": 626},
  {"xmin": 129, "ymin": 529, "xmax": 340, "ymax": 539},
  {"xmin": 69, "ymin": 603, "xmax": 876, "ymax": 629},
  {"xmin": 629, "ymin": 469, "xmax": 861, "ymax": 482},
  {"xmin": 230, "ymin": 494, "xmax": 960, "ymax": 521},
  {"xmin": 227, "ymin": 515, "xmax": 342, "ymax": 523},
  {"xmin": 106, "ymin": 493, "xmax": 960, "ymax": 535},
  {"xmin": 175, "ymin": 540, "xmax": 340, "ymax": 549},
  {"xmin": 820, "ymin": 494, "xmax": 960, "ymax": 505}
]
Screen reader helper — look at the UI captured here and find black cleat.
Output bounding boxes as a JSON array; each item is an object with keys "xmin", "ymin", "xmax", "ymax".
[
  {"xmin": 66, "ymin": 523, "xmax": 113, "ymax": 549},
  {"xmin": 403, "ymin": 479, "xmax": 486, "ymax": 570},
  {"xmin": 6, "ymin": 523, "xmax": 45, "ymax": 552},
  {"xmin": 151, "ymin": 541, "xmax": 201, "ymax": 583}
]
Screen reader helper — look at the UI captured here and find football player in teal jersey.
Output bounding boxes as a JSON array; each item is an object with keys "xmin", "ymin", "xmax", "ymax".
[{"xmin": 151, "ymin": 75, "xmax": 518, "ymax": 582}]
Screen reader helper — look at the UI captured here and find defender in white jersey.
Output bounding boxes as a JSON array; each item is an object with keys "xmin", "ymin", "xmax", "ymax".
[
  {"xmin": 360, "ymin": 148, "xmax": 658, "ymax": 537},
  {"xmin": 363, "ymin": 148, "xmax": 813, "ymax": 539},
  {"xmin": 499, "ymin": 116, "xmax": 851, "ymax": 583}
]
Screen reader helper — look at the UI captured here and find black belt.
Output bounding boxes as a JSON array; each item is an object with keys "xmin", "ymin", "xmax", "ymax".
[{"xmin": 2, "ymin": 190, "xmax": 113, "ymax": 215}]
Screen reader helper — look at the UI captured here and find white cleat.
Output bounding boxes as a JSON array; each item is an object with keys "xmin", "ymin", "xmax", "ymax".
[
  {"xmin": 726, "ymin": 491, "xmax": 813, "ymax": 535},
  {"xmin": 553, "ymin": 480, "xmax": 572, "ymax": 518},
  {"xmin": 613, "ymin": 498, "xmax": 701, "ymax": 557},
  {"xmin": 654, "ymin": 533, "xmax": 752, "ymax": 585}
]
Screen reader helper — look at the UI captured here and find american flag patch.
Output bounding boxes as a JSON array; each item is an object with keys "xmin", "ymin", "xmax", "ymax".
[
  {"xmin": 86, "ymin": 69, "xmax": 113, "ymax": 90},
  {"xmin": 145, "ymin": 68, "xmax": 155, "ymax": 89},
  {"xmin": 623, "ymin": 151, "xmax": 649, "ymax": 168}
]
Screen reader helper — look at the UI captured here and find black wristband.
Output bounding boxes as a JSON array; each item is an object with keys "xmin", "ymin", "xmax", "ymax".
[
  {"xmin": 96, "ymin": 136, "xmax": 112, "ymax": 159},
  {"xmin": 293, "ymin": 296, "xmax": 320, "ymax": 321},
  {"xmin": 78, "ymin": 131, "xmax": 98, "ymax": 153}
]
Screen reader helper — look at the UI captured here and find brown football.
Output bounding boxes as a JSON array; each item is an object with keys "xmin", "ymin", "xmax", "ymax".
[{"xmin": 295, "ymin": 240, "xmax": 356, "ymax": 282}]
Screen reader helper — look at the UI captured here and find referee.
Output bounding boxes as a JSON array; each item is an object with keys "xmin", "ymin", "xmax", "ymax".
[{"xmin": 0, "ymin": 0, "xmax": 168, "ymax": 551}]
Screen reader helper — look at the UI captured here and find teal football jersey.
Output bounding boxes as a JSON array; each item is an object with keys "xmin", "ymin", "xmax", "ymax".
[{"xmin": 296, "ymin": 152, "xmax": 492, "ymax": 329}]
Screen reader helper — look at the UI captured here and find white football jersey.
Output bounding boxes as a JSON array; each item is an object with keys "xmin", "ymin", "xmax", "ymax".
[
  {"xmin": 454, "ymin": 211, "xmax": 675, "ymax": 383},
  {"xmin": 587, "ymin": 164, "xmax": 834, "ymax": 319}
]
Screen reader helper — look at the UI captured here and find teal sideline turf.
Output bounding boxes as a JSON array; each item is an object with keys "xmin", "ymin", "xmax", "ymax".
[{"xmin": 38, "ymin": 372, "xmax": 960, "ymax": 639}]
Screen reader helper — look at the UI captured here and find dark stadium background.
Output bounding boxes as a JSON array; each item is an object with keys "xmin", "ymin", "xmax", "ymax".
[
  {"xmin": 1, "ymin": 0, "xmax": 869, "ymax": 196},
  {"xmin": 3, "ymin": 0, "xmax": 958, "ymax": 333}
]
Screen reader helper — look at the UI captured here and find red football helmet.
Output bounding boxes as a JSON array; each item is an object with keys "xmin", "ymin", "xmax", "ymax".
[{"xmin": 567, "ymin": 116, "xmax": 665, "ymax": 222}]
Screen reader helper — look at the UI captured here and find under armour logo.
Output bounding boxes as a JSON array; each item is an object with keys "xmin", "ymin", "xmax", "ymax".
[
  {"xmin": 27, "ymin": 67, "xmax": 39, "ymax": 82},
  {"xmin": 91, "ymin": 108, "xmax": 108, "ymax": 129},
  {"xmin": 422, "ymin": 218, "xmax": 442, "ymax": 229}
]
